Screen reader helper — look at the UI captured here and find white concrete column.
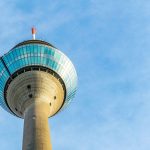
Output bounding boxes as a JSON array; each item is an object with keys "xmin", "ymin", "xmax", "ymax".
[{"xmin": 22, "ymin": 102, "xmax": 52, "ymax": 150}]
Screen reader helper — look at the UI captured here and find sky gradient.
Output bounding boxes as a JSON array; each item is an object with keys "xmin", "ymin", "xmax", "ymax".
[{"xmin": 0, "ymin": 0, "xmax": 150, "ymax": 150}]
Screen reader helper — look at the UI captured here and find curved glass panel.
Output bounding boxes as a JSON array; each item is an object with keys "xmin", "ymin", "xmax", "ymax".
[{"xmin": 0, "ymin": 60, "xmax": 13, "ymax": 114}]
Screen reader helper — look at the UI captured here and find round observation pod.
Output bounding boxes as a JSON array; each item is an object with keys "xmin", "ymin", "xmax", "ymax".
[{"xmin": 0, "ymin": 40, "xmax": 77, "ymax": 118}]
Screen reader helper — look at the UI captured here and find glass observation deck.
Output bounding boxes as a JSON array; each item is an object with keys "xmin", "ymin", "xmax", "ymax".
[{"xmin": 0, "ymin": 40, "xmax": 77, "ymax": 116}]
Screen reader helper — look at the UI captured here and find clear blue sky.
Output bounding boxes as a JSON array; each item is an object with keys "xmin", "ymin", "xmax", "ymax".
[{"xmin": 0, "ymin": 0, "xmax": 150, "ymax": 149}]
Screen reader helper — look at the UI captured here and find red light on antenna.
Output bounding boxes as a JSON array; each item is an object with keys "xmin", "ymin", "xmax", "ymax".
[{"xmin": 32, "ymin": 27, "xmax": 36, "ymax": 34}]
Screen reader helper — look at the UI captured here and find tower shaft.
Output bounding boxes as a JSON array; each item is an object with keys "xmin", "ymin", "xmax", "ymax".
[{"xmin": 22, "ymin": 101, "xmax": 52, "ymax": 150}]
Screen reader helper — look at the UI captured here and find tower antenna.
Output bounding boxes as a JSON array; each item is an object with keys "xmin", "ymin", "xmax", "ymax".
[{"xmin": 32, "ymin": 27, "xmax": 36, "ymax": 40}]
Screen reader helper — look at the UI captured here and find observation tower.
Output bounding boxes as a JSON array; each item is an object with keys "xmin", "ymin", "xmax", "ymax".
[{"xmin": 0, "ymin": 28, "xmax": 77, "ymax": 150}]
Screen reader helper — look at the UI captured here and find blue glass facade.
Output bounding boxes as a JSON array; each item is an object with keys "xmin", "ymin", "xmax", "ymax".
[{"xmin": 0, "ymin": 43, "xmax": 77, "ymax": 115}]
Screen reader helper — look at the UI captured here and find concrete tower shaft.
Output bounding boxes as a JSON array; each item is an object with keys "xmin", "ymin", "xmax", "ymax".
[{"xmin": 23, "ymin": 101, "xmax": 52, "ymax": 150}]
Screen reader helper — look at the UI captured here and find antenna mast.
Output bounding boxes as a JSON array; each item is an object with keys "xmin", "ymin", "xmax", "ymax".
[{"xmin": 32, "ymin": 27, "xmax": 36, "ymax": 40}]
